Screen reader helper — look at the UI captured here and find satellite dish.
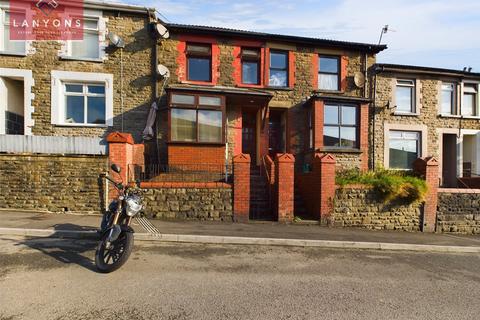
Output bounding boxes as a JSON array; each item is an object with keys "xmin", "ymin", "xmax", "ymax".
[
  {"xmin": 108, "ymin": 32, "xmax": 125, "ymax": 48},
  {"xmin": 155, "ymin": 23, "xmax": 169, "ymax": 39},
  {"xmin": 157, "ymin": 64, "xmax": 170, "ymax": 78},
  {"xmin": 354, "ymin": 72, "xmax": 365, "ymax": 88}
]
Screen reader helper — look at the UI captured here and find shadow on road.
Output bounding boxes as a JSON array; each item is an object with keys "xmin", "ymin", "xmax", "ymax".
[{"xmin": 17, "ymin": 223, "xmax": 100, "ymax": 272}]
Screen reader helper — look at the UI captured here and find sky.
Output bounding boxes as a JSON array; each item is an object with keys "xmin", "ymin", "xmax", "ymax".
[{"xmin": 124, "ymin": 0, "xmax": 480, "ymax": 71}]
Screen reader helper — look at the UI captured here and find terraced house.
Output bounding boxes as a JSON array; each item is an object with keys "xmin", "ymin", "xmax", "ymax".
[
  {"xmin": 150, "ymin": 24, "xmax": 386, "ymax": 220},
  {"xmin": 0, "ymin": 0, "xmax": 162, "ymax": 213},
  {"xmin": 373, "ymin": 64, "xmax": 480, "ymax": 188}
]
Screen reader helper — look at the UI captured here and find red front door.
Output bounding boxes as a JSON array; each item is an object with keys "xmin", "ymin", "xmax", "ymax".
[{"xmin": 242, "ymin": 110, "xmax": 256, "ymax": 162}]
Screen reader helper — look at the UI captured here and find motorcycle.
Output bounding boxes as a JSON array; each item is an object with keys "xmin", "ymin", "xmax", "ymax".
[{"xmin": 96, "ymin": 163, "xmax": 143, "ymax": 273}]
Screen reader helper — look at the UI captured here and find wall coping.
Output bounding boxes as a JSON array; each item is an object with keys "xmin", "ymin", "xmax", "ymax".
[
  {"xmin": 0, "ymin": 153, "xmax": 107, "ymax": 160},
  {"xmin": 106, "ymin": 132, "xmax": 134, "ymax": 145},
  {"xmin": 140, "ymin": 182, "xmax": 232, "ymax": 189},
  {"xmin": 438, "ymin": 188, "xmax": 480, "ymax": 194},
  {"xmin": 336, "ymin": 184, "xmax": 373, "ymax": 190}
]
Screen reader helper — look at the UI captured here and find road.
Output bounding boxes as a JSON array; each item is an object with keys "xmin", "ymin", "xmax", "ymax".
[{"xmin": 0, "ymin": 235, "xmax": 479, "ymax": 320}]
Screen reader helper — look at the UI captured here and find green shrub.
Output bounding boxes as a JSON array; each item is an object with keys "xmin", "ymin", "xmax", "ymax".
[{"xmin": 336, "ymin": 168, "xmax": 428, "ymax": 204}]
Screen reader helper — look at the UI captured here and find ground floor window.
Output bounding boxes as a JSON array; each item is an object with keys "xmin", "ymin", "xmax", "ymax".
[
  {"xmin": 169, "ymin": 93, "xmax": 225, "ymax": 144},
  {"xmin": 323, "ymin": 104, "xmax": 358, "ymax": 148},
  {"xmin": 389, "ymin": 130, "xmax": 421, "ymax": 169}
]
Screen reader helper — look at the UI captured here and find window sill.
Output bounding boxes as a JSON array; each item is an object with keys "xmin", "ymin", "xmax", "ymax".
[
  {"xmin": 54, "ymin": 123, "xmax": 109, "ymax": 128},
  {"xmin": 0, "ymin": 51, "xmax": 27, "ymax": 57},
  {"xmin": 313, "ymin": 89, "xmax": 343, "ymax": 94},
  {"xmin": 59, "ymin": 56, "xmax": 104, "ymax": 63},
  {"xmin": 180, "ymin": 80, "xmax": 216, "ymax": 86},
  {"xmin": 317, "ymin": 147, "xmax": 362, "ymax": 154},
  {"xmin": 236, "ymin": 83, "xmax": 264, "ymax": 89},
  {"xmin": 393, "ymin": 112, "xmax": 419, "ymax": 117},
  {"xmin": 265, "ymin": 86, "xmax": 293, "ymax": 91},
  {"xmin": 438, "ymin": 114, "xmax": 480, "ymax": 120}
]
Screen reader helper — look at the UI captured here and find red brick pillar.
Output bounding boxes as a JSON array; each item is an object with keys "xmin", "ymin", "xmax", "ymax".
[
  {"xmin": 233, "ymin": 154, "xmax": 251, "ymax": 223},
  {"xmin": 359, "ymin": 103, "xmax": 369, "ymax": 171},
  {"xmin": 106, "ymin": 132, "xmax": 135, "ymax": 183},
  {"xmin": 413, "ymin": 157, "xmax": 439, "ymax": 232},
  {"xmin": 315, "ymin": 153, "xmax": 336, "ymax": 226},
  {"xmin": 275, "ymin": 153, "xmax": 295, "ymax": 223}
]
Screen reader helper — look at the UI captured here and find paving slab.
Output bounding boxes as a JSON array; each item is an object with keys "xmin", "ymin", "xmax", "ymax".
[{"xmin": 1, "ymin": 209, "xmax": 479, "ymax": 249}]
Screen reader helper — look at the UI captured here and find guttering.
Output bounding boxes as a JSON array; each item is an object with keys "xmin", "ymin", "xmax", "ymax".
[{"xmin": 374, "ymin": 64, "xmax": 480, "ymax": 79}]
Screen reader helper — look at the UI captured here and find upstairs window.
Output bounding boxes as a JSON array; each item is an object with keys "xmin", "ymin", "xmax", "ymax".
[
  {"xmin": 318, "ymin": 56, "xmax": 339, "ymax": 91},
  {"xmin": 70, "ymin": 17, "xmax": 100, "ymax": 59},
  {"xmin": 323, "ymin": 104, "xmax": 358, "ymax": 149},
  {"xmin": 396, "ymin": 79, "xmax": 415, "ymax": 113},
  {"xmin": 269, "ymin": 50, "xmax": 288, "ymax": 87},
  {"xmin": 441, "ymin": 82, "xmax": 456, "ymax": 115},
  {"xmin": 169, "ymin": 93, "xmax": 225, "ymax": 143},
  {"xmin": 241, "ymin": 48, "xmax": 260, "ymax": 85},
  {"xmin": 0, "ymin": 10, "xmax": 26, "ymax": 54},
  {"xmin": 64, "ymin": 83, "xmax": 106, "ymax": 124},
  {"xmin": 187, "ymin": 43, "xmax": 212, "ymax": 82},
  {"xmin": 462, "ymin": 84, "xmax": 478, "ymax": 116}
]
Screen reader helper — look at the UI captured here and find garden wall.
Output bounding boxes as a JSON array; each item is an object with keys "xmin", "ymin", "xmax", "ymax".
[
  {"xmin": 0, "ymin": 154, "xmax": 108, "ymax": 213},
  {"xmin": 140, "ymin": 182, "xmax": 233, "ymax": 221},
  {"xmin": 333, "ymin": 186, "xmax": 422, "ymax": 231},
  {"xmin": 437, "ymin": 189, "xmax": 480, "ymax": 234}
]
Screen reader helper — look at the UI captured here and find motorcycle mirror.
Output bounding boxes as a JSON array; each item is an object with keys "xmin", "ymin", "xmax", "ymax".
[{"xmin": 111, "ymin": 164, "xmax": 121, "ymax": 174}]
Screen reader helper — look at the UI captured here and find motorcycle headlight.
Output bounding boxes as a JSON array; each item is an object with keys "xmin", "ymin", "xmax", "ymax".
[{"xmin": 125, "ymin": 195, "xmax": 142, "ymax": 217}]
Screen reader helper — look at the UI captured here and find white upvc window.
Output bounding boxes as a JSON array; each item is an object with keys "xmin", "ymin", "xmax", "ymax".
[
  {"xmin": 51, "ymin": 70, "xmax": 113, "ymax": 127},
  {"xmin": 389, "ymin": 130, "xmax": 421, "ymax": 170},
  {"xmin": 68, "ymin": 16, "xmax": 100, "ymax": 59},
  {"xmin": 462, "ymin": 83, "xmax": 478, "ymax": 117},
  {"xmin": 441, "ymin": 82, "xmax": 456, "ymax": 115},
  {"xmin": 0, "ymin": 8, "xmax": 26, "ymax": 55},
  {"xmin": 64, "ymin": 83, "xmax": 106, "ymax": 124},
  {"xmin": 395, "ymin": 79, "xmax": 415, "ymax": 113}
]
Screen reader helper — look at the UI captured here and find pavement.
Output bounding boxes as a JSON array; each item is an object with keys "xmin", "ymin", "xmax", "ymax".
[
  {"xmin": 1, "ymin": 209, "xmax": 480, "ymax": 253},
  {"xmin": 1, "ymin": 236, "xmax": 480, "ymax": 320}
]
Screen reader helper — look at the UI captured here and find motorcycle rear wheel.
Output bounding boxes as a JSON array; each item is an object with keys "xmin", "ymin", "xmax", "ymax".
[{"xmin": 95, "ymin": 231, "xmax": 134, "ymax": 273}]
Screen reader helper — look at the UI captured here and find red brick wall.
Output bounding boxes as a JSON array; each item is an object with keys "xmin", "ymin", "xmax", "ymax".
[
  {"xmin": 296, "ymin": 153, "xmax": 336, "ymax": 224},
  {"xmin": 275, "ymin": 153, "xmax": 295, "ymax": 223},
  {"xmin": 359, "ymin": 103, "xmax": 369, "ymax": 171},
  {"xmin": 413, "ymin": 157, "xmax": 439, "ymax": 232},
  {"xmin": 233, "ymin": 154, "xmax": 250, "ymax": 223},
  {"xmin": 168, "ymin": 144, "xmax": 226, "ymax": 166}
]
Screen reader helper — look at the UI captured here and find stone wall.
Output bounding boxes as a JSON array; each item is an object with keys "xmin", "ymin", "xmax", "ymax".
[
  {"xmin": 437, "ymin": 190, "xmax": 480, "ymax": 234},
  {"xmin": 141, "ymin": 183, "xmax": 233, "ymax": 221},
  {"xmin": 333, "ymin": 186, "xmax": 422, "ymax": 231},
  {"xmin": 0, "ymin": 11, "xmax": 154, "ymax": 142},
  {"xmin": 0, "ymin": 154, "xmax": 107, "ymax": 213}
]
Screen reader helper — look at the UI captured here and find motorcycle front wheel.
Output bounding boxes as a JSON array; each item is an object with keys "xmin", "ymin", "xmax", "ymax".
[{"xmin": 95, "ymin": 231, "xmax": 134, "ymax": 273}]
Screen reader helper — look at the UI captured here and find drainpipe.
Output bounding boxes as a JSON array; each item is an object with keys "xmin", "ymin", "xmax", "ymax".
[
  {"xmin": 363, "ymin": 53, "xmax": 368, "ymax": 98},
  {"xmin": 372, "ymin": 65, "xmax": 382, "ymax": 170}
]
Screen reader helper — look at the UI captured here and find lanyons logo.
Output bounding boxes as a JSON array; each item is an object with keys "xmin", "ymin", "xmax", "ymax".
[
  {"xmin": 9, "ymin": 0, "xmax": 84, "ymax": 41},
  {"xmin": 35, "ymin": 0, "xmax": 59, "ymax": 17}
]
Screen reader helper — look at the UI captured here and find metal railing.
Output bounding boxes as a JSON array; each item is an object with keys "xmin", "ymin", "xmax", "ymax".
[{"xmin": 129, "ymin": 163, "xmax": 233, "ymax": 183}]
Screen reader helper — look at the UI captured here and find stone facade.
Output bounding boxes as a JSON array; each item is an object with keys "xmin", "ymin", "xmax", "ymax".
[
  {"xmin": 437, "ymin": 190, "xmax": 480, "ymax": 234},
  {"xmin": 0, "ymin": 154, "xmax": 107, "ymax": 213},
  {"xmin": 333, "ymin": 187, "xmax": 422, "ymax": 231},
  {"xmin": 141, "ymin": 186, "xmax": 233, "ymax": 221},
  {"xmin": 373, "ymin": 68, "xmax": 480, "ymax": 179},
  {"xmin": 0, "ymin": 9, "xmax": 155, "ymax": 142}
]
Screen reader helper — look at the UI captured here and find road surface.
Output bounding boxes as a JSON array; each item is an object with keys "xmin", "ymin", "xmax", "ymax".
[{"xmin": 0, "ymin": 235, "xmax": 479, "ymax": 320}]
